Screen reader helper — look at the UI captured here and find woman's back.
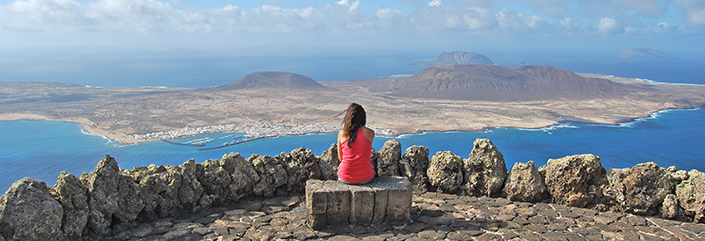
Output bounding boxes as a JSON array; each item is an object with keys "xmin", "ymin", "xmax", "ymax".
[{"xmin": 338, "ymin": 126, "xmax": 375, "ymax": 183}]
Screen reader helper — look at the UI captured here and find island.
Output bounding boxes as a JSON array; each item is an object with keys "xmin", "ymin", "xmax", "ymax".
[
  {"xmin": 1, "ymin": 65, "xmax": 705, "ymax": 144},
  {"xmin": 410, "ymin": 51, "xmax": 495, "ymax": 65},
  {"xmin": 618, "ymin": 48, "xmax": 705, "ymax": 59}
]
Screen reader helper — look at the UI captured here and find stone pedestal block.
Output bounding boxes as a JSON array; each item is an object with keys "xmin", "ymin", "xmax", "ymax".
[
  {"xmin": 369, "ymin": 184, "xmax": 388, "ymax": 224},
  {"xmin": 348, "ymin": 185, "xmax": 374, "ymax": 225},
  {"xmin": 305, "ymin": 177, "xmax": 411, "ymax": 229},
  {"xmin": 305, "ymin": 179, "xmax": 327, "ymax": 229},
  {"xmin": 324, "ymin": 180, "xmax": 351, "ymax": 225},
  {"xmin": 370, "ymin": 176, "xmax": 412, "ymax": 225}
]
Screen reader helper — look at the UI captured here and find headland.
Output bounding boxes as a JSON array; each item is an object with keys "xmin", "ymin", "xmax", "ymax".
[{"xmin": 1, "ymin": 66, "xmax": 705, "ymax": 145}]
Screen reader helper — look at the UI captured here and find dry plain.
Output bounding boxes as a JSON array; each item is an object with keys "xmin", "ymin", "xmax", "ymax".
[{"xmin": 1, "ymin": 73, "xmax": 704, "ymax": 144}]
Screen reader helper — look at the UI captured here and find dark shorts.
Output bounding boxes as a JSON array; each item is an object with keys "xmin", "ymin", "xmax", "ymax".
[{"xmin": 338, "ymin": 176, "xmax": 374, "ymax": 185}]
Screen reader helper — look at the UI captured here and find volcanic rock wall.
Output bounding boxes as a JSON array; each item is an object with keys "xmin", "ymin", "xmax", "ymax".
[{"xmin": 0, "ymin": 139, "xmax": 703, "ymax": 240}]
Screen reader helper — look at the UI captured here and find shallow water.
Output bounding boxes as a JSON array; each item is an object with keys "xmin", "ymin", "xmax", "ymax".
[
  {"xmin": 1, "ymin": 54, "xmax": 703, "ymax": 191},
  {"xmin": 0, "ymin": 108, "xmax": 703, "ymax": 191}
]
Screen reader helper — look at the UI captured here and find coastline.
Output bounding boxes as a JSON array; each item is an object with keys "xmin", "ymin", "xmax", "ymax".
[
  {"xmin": 0, "ymin": 106, "xmax": 686, "ymax": 146},
  {"xmin": 2, "ymin": 75, "xmax": 703, "ymax": 145}
]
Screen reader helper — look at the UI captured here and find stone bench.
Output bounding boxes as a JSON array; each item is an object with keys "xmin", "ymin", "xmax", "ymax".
[{"xmin": 305, "ymin": 176, "xmax": 412, "ymax": 229}]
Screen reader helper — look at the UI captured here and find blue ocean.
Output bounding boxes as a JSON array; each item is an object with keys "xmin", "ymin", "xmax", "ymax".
[{"xmin": 1, "ymin": 53, "xmax": 704, "ymax": 191}]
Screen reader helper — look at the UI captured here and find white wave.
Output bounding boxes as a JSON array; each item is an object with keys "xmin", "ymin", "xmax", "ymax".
[
  {"xmin": 387, "ymin": 74, "xmax": 413, "ymax": 78},
  {"xmin": 516, "ymin": 123, "xmax": 579, "ymax": 133},
  {"xmin": 81, "ymin": 127, "xmax": 136, "ymax": 147},
  {"xmin": 591, "ymin": 108, "xmax": 698, "ymax": 128},
  {"xmin": 139, "ymin": 86, "xmax": 170, "ymax": 88},
  {"xmin": 395, "ymin": 132, "xmax": 426, "ymax": 139}
]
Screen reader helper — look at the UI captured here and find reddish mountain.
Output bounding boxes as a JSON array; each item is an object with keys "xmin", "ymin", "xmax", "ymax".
[
  {"xmin": 219, "ymin": 72, "xmax": 325, "ymax": 90},
  {"xmin": 382, "ymin": 65, "xmax": 629, "ymax": 101}
]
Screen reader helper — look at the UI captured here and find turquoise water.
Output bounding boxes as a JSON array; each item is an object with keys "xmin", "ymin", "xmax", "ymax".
[
  {"xmin": 1, "ymin": 108, "xmax": 703, "ymax": 191},
  {"xmin": 1, "ymin": 55, "xmax": 704, "ymax": 191}
]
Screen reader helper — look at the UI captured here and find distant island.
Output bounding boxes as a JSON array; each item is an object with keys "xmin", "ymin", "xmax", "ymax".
[
  {"xmin": 365, "ymin": 65, "xmax": 627, "ymax": 101},
  {"xmin": 618, "ymin": 48, "xmax": 704, "ymax": 59},
  {"xmin": 410, "ymin": 51, "xmax": 494, "ymax": 66},
  {"xmin": 217, "ymin": 71, "xmax": 327, "ymax": 90},
  {"xmin": 1, "ymin": 64, "xmax": 705, "ymax": 144}
]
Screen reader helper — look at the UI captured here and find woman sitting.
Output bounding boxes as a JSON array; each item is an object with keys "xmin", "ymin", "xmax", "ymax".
[{"xmin": 337, "ymin": 103, "xmax": 375, "ymax": 184}]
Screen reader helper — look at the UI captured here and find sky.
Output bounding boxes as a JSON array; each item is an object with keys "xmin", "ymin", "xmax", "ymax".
[
  {"xmin": 1, "ymin": 0, "xmax": 704, "ymax": 85},
  {"xmin": 1, "ymin": 0, "xmax": 704, "ymax": 53}
]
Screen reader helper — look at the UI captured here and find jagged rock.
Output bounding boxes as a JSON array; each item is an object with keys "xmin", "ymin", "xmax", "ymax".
[
  {"xmin": 603, "ymin": 162, "xmax": 675, "ymax": 216},
  {"xmin": 221, "ymin": 153, "xmax": 260, "ymax": 200},
  {"xmin": 317, "ymin": 144, "xmax": 340, "ymax": 180},
  {"xmin": 667, "ymin": 166, "xmax": 689, "ymax": 182},
  {"xmin": 377, "ymin": 139, "xmax": 401, "ymax": 177},
  {"xmin": 250, "ymin": 155, "xmax": 288, "ymax": 197},
  {"xmin": 541, "ymin": 154, "xmax": 607, "ymax": 208},
  {"xmin": 176, "ymin": 159, "xmax": 205, "ymax": 212},
  {"xmin": 676, "ymin": 170, "xmax": 705, "ymax": 223},
  {"xmin": 128, "ymin": 164, "xmax": 168, "ymax": 219},
  {"xmin": 662, "ymin": 194, "xmax": 683, "ymax": 220},
  {"xmin": 427, "ymin": 151, "xmax": 464, "ymax": 194},
  {"xmin": 54, "ymin": 171, "xmax": 89, "ymax": 239},
  {"xmin": 198, "ymin": 159, "xmax": 232, "ymax": 205},
  {"xmin": 0, "ymin": 178, "xmax": 65, "ymax": 241},
  {"xmin": 503, "ymin": 161, "xmax": 547, "ymax": 202},
  {"xmin": 85, "ymin": 155, "xmax": 145, "ymax": 235},
  {"xmin": 278, "ymin": 148, "xmax": 322, "ymax": 193},
  {"xmin": 463, "ymin": 139, "xmax": 508, "ymax": 197},
  {"xmin": 157, "ymin": 167, "xmax": 184, "ymax": 217},
  {"xmin": 399, "ymin": 145, "xmax": 430, "ymax": 192},
  {"xmin": 136, "ymin": 171, "xmax": 167, "ymax": 220}
]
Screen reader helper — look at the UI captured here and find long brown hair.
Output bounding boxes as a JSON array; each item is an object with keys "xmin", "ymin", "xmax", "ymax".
[{"xmin": 341, "ymin": 103, "xmax": 366, "ymax": 148}]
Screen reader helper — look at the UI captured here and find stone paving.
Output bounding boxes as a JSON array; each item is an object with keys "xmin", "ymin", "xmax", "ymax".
[{"xmin": 104, "ymin": 192, "xmax": 705, "ymax": 241}]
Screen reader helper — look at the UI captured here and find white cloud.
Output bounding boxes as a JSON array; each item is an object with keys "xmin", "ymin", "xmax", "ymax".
[
  {"xmin": 462, "ymin": 6, "xmax": 497, "ymax": 30},
  {"xmin": 525, "ymin": 15, "xmax": 547, "ymax": 30},
  {"xmin": 619, "ymin": 0, "xmax": 667, "ymax": 17},
  {"xmin": 336, "ymin": 0, "xmax": 359, "ymax": 12},
  {"xmin": 496, "ymin": 8, "xmax": 527, "ymax": 31},
  {"xmin": 1, "ymin": 0, "xmax": 84, "ymax": 31},
  {"xmin": 0, "ymin": 0, "xmax": 701, "ymax": 46},
  {"xmin": 375, "ymin": 7, "xmax": 402, "ymax": 20},
  {"xmin": 675, "ymin": 0, "xmax": 705, "ymax": 24},
  {"xmin": 597, "ymin": 17, "xmax": 621, "ymax": 34},
  {"xmin": 428, "ymin": 0, "xmax": 441, "ymax": 7}
]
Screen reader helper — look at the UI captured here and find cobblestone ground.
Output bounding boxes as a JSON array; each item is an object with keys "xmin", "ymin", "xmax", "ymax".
[{"xmin": 106, "ymin": 192, "xmax": 705, "ymax": 241}]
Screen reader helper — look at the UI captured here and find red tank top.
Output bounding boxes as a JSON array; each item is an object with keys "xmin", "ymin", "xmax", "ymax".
[{"xmin": 338, "ymin": 127, "xmax": 375, "ymax": 183}]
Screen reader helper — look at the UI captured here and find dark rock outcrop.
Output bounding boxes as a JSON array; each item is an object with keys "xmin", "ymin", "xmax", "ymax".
[
  {"xmin": 503, "ymin": 161, "xmax": 547, "ymax": 202},
  {"xmin": 0, "ymin": 178, "xmax": 65, "ymax": 241},
  {"xmin": 603, "ymin": 162, "xmax": 675, "ymax": 216},
  {"xmin": 53, "ymin": 172, "xmax": 89, "ymax": 239},
  {"xmin": 317, "ymin": 144, "xmax": 340, "ymax": 180},
  {"xmin": 198, "ymin": 159, "xmax": 233, "ymax": 206},
  {"xmin": 426, "ymin": 151, "xmax": 464, "ymax": 194},
  {"xmin": 277, "ymin": 147, "xmax": 322, "ymax": 193},
  {"xmin": 462, "ymin": 139, "xmax": 507, "ymax": 197},
  {"xmin": 3, "ymin": 138, "xmax": 705, "ymax": 240},
  {"xmin": 85, "ymin": 155, "xmax": 145, "ymax": 235},
  {"xmin": 540, "ymin": 154, "xmax": 607, "ymax": 208},
  {"xmin": 676, "ymin": 170, "xmax": 705, "ymax": 222},
  {"xmin": 399, "ymin": 145, "xmax": 430, "ymax": 192},
  {"xmin": 174, "ymin": 159, "xmax": 205, "ymax": 213},
  {"xmin": 377, "ymin": 139, "xmax": 402, "ymax": 177},
  {"xmin": 249, "ymin": 155, "xmax": 288, "ymax": 198},
  {"xmin": 221, "ymin": 152, "xmax": 259, "ymax": 200}
]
